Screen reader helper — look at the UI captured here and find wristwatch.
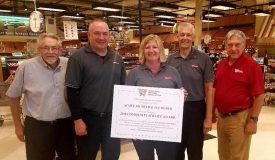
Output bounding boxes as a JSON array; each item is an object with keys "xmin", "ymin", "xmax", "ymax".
[{"xmin": 250, "ymin": 116, "xmax": 258, "ymax": 123}]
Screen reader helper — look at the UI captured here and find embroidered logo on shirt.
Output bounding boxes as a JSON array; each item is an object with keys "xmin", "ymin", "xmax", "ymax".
[
  {"xmin": 191, "ymin": 64, "xmax": 199, "ymax": 68},
  {"xmin": 234, "ymin": 68, "xmax": 243, "ymax": 73},
  {"xmin": 164, "ymin": 76, "xmax": 172, "ymax": 80}
]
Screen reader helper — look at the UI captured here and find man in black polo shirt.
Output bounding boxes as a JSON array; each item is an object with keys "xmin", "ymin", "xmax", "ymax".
[
  {"xmin": 167, "ymin": 22, "xmax": 214, "ymax": 160},
  {"xmin": 65, "ymin": 19, "xmax": 126, "ymax": 160}
]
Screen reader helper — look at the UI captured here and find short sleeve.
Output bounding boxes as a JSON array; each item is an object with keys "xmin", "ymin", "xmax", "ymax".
[
  {"xmin": 203, "ymin": 55, "xmax": 215, "ymax": 83},
  {"xmin": 250, "ymin": 63, "xmax": 265, "ymax": 96},
  {"xmin": 6, "ymin": 63, "xmax": 25, "ymax": 98},
  {"xmin": 125, "ymin": 68, "xmax": 137, "ymax": 86}
]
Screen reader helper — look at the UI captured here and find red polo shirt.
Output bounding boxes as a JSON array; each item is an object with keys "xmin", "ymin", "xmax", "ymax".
[{"xmin": 214, "ymin": 53, "xmax": 264, "ymax": 113}]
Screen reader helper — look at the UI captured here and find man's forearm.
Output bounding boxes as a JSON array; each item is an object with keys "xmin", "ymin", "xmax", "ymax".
[
  {"xmin": 250, "ymin": 94, "xmax": 264, "ymax": 117},
  {"xmin": 205, "ymin": 83, "xmax": 214, "ymax": 120},
  {"xmin": 9, "ymin": 97, "xmax": 22, "ymax": 127}
]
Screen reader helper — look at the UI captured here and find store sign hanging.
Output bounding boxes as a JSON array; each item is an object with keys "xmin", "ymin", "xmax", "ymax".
[{"xmin": 63, "ymin": 21, "xmax": 78, "ymax": 40}]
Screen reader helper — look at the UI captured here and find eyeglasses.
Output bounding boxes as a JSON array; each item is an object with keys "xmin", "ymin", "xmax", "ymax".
[{"xmin": 39, "ymin": 46, "xmax": 60, "ymax": 52}]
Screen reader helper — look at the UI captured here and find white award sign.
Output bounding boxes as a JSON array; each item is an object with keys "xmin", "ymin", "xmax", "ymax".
[
  {"xmin": 111, "ymin": 85, "xmax": 184, "ymax": 142},
  {"xmin": 63, "ymin": 21, "xmax": 78, "ymax": 40}
]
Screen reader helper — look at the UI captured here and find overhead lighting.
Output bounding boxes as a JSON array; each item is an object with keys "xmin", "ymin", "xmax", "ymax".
[
  {"xmin": 119, "ymin": 21, "xmax": 136, "ymax": 24},
  {"xmin": 108, "ymin": 14, "xmax": 130, "ymax": 19},
  {"xmin": 92, "ymin": 3, "xmax": 121, "ymax": 12},
  {"xmin": 150, "ymin": 2, "xmax": 179, "ymax": 12},
  {"xmin": 37, "ymin": 4, "xmax": 66, "ymax": 12},
  {"xmin": 157, "ymin": 18, "xmax": 176, "ymax": 24},
  {"xmin": 0, "ymin": 6, "xmax": 12, "ymax": 13},
  {"xmin": 127, "ymin": 25, "xmax": 143, "ymax": 30},
  {"xmin": 269, "ymin": 1, "xmax": 275, "ymax": 8},
  {"xmin": 251, "ymin": 9, "xmax": 270, "ymax": 16},
  {"xmin": 211, "ymin": 1, "xmax": 236, "ymax": 10},
  {"xmin": 204, "ymin": 10, "xmax": 224, "ymax": 18},
  {"xmin": 154, "ymin": 12, "xmax": 177, "ymax": 19},
  {"xmin": 61, "ymin": 15, "xmax": 85, "ymax": 19},
  {"xmin": 202, "ymin": 17, "xmax": 216, "ymax": 23},
  {"xmin": 160, "ymin": 23, "xmax": 174, "ymax": 27}
]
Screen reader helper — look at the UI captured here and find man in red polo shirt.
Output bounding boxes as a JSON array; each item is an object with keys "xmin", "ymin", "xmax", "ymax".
[{"xmin": 214, "ymin": 29, "xmax": 264, "ymax": 160}]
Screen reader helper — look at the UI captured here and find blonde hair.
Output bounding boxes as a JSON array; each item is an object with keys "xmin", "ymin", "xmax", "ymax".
[
  {"xmin": 139, "ymin": 34, "xmax": 166, "ymax": 64},
  {"xmin": 224, "ymin": 29, "xmax": 246, "ymax": 45},
  {"xmin": 37, "ymin": 33, "xmax": 62, "ymax": 48}
]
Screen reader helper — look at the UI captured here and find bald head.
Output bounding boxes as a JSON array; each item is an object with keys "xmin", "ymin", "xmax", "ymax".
[{"xmin": 88, "ymin": 19, "xmax": 109, "ymax": 32}]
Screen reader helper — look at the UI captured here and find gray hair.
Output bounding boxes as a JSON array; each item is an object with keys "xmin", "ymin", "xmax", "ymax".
[
  {"xmin": 224, "ymin": 29, "xmax": 246, "ymax": 45},
  {"xmin": 177, "ymin": 22, "xmax": 195, "ymax": 35},
  {"xmin": 37, "ymin": 33, "xmax": 62, "ymax": 48}
]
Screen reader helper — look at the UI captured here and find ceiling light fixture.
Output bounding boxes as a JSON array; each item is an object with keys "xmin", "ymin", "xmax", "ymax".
[
  {"xmin": 157, "ymin": 18, "xmax": 176, "ymax": 24},
  {"xmin": 127, "ymin": 25, "xmax": 143, "ymax": 30},
  {"xmin": 154, "ymin": 12, "xmax": 177, "ymax": 19},
  {"xmin": 92, "ymin": 3, "xmax": 121, "ymax": 12},
  {"xmin": 202, "ymin": 17, "xmax": 216, "ymax": 23},
  {"xmin": 251, "ymin": 9, "xmax": 270, "ymax": 16},
  {"xmin": 0, "ymin": 6, "xmax": 12, "ymax": 13},
  {"xmin": 119, "ymin": 21, "xmax": 136, "ymax": 24},
  {"xmin": 160, "ymin": 23, "xmax": 174, "ymax": 27},
  {"xmin": 150, "ymin": 2, "xmax": 179, "ymax": 12},
  {"xmin": 37, "ymin": 4, "xmax": 66, "ymax": 12},
  {"xmin": 61, "ymin": 14, "xmax": 85, "ymax": 19},
  {"xmin": 211, "ymin": 1, "xmax": 236, "ymax": 10},
  {"xmin": 204, "ymin": 10, "xmax": 224, "ymax": 18},
  {"xmin": 108, "ymin": 14, "xmax": 130, "ymax": 19},
  {"xmin": 269, "ymin": 1, "xmax": 275, "ymax": 8}
]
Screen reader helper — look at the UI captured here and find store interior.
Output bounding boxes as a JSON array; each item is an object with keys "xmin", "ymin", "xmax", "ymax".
[{"xmin": 1, "ymin": 0, "xmax": 275, "ymax": 159}]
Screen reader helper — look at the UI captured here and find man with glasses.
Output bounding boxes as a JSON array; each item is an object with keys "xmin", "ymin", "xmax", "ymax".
[
  {"xmin": 65, "ymin": 19, "xmax": 126, "ymax": 160},
  {"xmin": 6, "ymin": 33, "xmax": 75, "ymax": 160},
  {"xmin": 214, "ymin": 30, "xmax": 264, "ymax": 160},
  {"xmin": 167, "ymin": 22, "xmax": 214, "ymax": 160}
]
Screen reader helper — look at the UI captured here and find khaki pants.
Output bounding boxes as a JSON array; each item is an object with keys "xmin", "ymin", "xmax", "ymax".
[{"xmin": 217, "ymin": 109, "xmax": 252, "ymax": 160}]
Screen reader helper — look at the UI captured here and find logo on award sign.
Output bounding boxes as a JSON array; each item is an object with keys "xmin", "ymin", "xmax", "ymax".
[{"xmin": 138, "ymin": 88, "xmax": 147, "ymax": 96}]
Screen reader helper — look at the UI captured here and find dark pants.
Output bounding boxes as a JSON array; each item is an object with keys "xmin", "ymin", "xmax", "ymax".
[
  {"xmin": 177, "ymin": 100, "xmax": 206, "ymax": 160},
  {"xmin": 133, "ymin": 140, "xmax": 179, "ymax": 160},
  {"xmin": 76, "ymin": 113, "xmax": 120, "ymax": 160},
  {"xmin": 24, "ymin": 116, "xmax": 75, "ymax": 160}
]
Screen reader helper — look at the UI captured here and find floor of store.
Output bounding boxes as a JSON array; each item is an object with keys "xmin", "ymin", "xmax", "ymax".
[{"xmin": 0, "ymin": 106, "xmax": 275, "ymax": 160}]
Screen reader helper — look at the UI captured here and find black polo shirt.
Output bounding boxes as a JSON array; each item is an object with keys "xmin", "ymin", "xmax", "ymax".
[
  {"xmin": 65, "ymin": 44, "xmax": 126, "ymax": 114},
  {"xmin": 167, "ymin": 47, "xmax": 214, "ymax": 101}
]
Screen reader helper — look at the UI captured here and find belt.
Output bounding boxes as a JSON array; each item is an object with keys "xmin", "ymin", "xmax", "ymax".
[
  {"xmin": 219, "ymin": 108, "xmax": 248, "ymax": 118},
  {"xmin": 85, "ymin": 110, "xmax": 112, "ymax": 118},
  {"xmin": 26, "ymin": 116, "xmax": 71, "ymax": 125}
]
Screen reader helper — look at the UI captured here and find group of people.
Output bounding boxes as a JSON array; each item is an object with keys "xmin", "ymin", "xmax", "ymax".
[{"xmin": 6, "ymin": 18, "xmax": 264, "ymax": 160}]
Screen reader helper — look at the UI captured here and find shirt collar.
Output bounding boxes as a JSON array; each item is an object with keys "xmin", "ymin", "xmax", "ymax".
[
  {"xmin": 225, "ymin": 52, "xmax": 247, "ymax": 67},
  {"xmin": 140, "ymin": 62, "xmax": 167, "ymax": 70},
  {"xmin": 174, "ymin": 47, "xmax": 197, "ymax": 60},
  {"xmin": 84, "ymin": 44, "xmax": 113, "ymax": 59},
  {"xmin": 38, "ymin": 56, "xmax": 61, "ymax": 70}
]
